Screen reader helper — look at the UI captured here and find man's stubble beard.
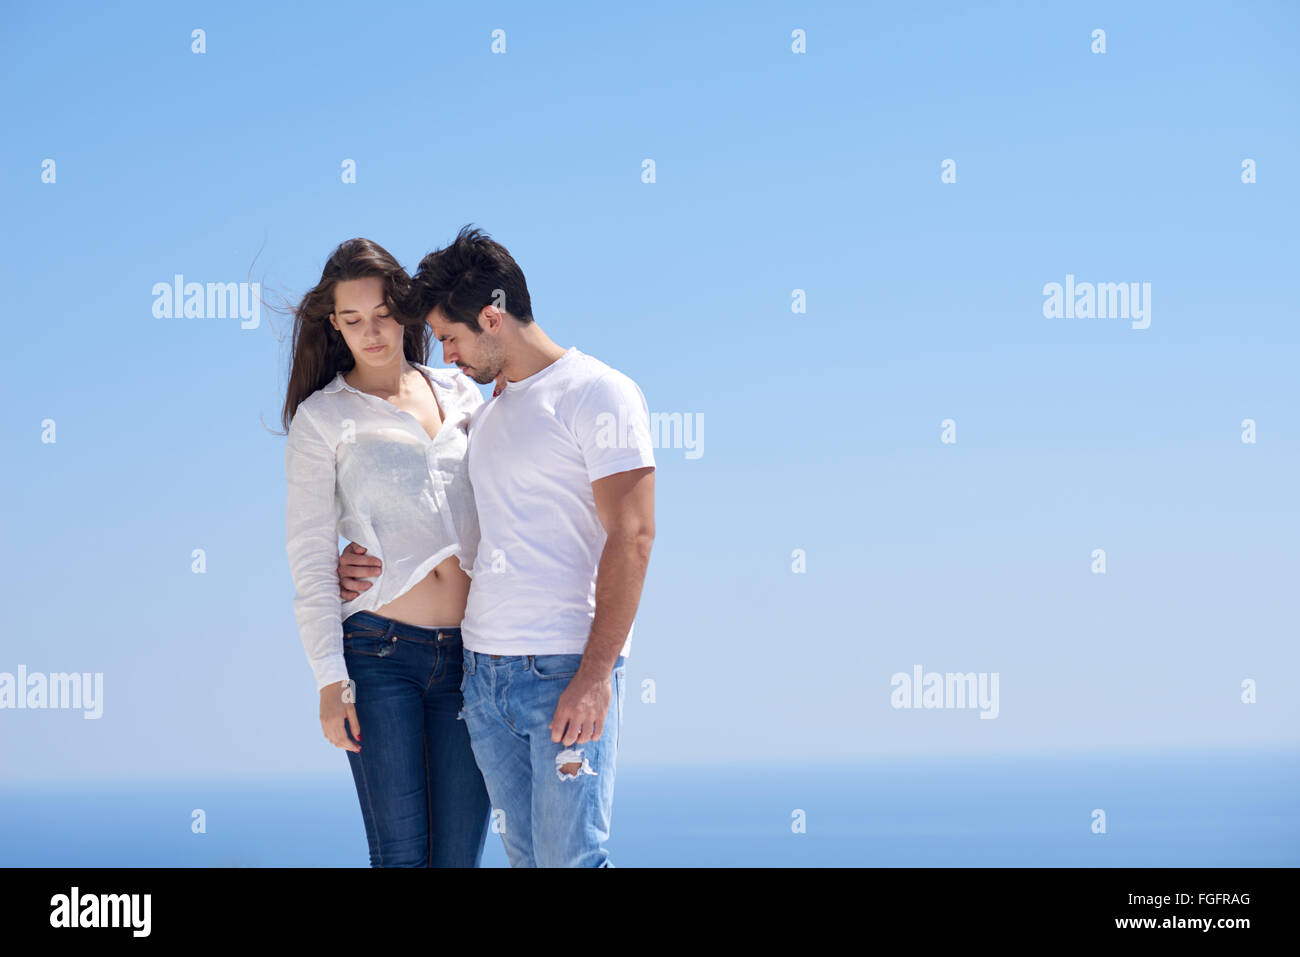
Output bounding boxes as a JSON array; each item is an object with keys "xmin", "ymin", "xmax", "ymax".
[{"xmin": 468, "ymin": 337, "xmax": 506, "ymax": 385}]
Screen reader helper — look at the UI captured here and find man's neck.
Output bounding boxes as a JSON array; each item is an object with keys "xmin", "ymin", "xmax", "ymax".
[{"xmin": 503, "ymin": 324, "xmax": 568, "ymax": 382}]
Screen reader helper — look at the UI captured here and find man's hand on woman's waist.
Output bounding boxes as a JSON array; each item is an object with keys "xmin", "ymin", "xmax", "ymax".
[{"xmin": 338, "ymin": 542, "xmax": 382, "ymax": 601}]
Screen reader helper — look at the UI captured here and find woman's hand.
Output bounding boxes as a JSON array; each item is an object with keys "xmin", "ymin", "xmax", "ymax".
[{"xmin": 320, "ymin": 679, "xmax": 361, "ymax": 753}]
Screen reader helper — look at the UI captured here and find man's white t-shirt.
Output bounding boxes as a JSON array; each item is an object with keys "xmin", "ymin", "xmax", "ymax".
[{"xmin": 462, "ymin": 346, "xmax": 655, "ymax": 655}]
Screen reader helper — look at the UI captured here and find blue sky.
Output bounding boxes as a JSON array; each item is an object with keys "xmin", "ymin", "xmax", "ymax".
[{"xmin": 1, "ymin": 0, "xmax": 1297, "ymax": 782}]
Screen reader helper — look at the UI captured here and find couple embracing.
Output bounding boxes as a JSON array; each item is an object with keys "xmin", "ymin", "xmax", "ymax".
[{"xmin": 281, "ymin": 226, "xmax": 656, "ymax": 867}]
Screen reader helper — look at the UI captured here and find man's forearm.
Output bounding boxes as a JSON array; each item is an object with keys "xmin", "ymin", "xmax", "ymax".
[{"xmin": 578, "ymin": 530, "xmax": 653, "ymax": 677}]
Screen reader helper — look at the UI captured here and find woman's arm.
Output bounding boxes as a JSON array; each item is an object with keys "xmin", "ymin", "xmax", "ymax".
[
  {"xmin": 287, "ymin": 407, "xmax": 362, "ymax": 753},
  {"xmin": 284, "ymin": 406, "xmax": 348, "ymax": 692}
]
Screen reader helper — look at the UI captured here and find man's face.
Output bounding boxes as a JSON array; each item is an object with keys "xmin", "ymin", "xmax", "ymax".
[{"xmin": 427, "ymin": 305, "xmax": 504, "ymax": 385}]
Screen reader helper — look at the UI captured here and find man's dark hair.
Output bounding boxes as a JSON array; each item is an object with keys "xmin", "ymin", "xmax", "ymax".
[{"xmin": 407, "ymin": 224, "xmax": 534, "ymax": 332}]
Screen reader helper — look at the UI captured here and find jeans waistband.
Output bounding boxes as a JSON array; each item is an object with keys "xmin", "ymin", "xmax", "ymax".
[
  {"xmin": 342, "ymin": 610, "xmax": 462, "ymax": 643},
  {"xmin": 462, "ymin": 650, "xmax": 625, "ymax": 675}
]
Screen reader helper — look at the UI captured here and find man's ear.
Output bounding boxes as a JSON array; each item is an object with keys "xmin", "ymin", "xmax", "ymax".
[{"xmin": 480, "ymin": 304, "xmax": 503, "ymax": 333}]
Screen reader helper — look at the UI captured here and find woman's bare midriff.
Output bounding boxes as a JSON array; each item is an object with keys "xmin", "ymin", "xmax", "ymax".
[{"xmin": 372, "ymin": 553, "xmax": 470, "ymax": 629}]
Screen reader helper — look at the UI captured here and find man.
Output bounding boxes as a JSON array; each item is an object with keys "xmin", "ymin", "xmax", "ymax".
[{"xmin": 337, "ymin": 225, "xmax": 655, "ymax": 867}]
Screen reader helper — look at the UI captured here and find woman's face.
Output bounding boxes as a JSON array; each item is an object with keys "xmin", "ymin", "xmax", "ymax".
[{"xmin": 329, "ymin": 276, "xmax": 404, "ymax": 369}]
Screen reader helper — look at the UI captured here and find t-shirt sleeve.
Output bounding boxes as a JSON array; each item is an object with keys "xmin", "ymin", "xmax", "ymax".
[
  {"xmin": 450, "ymin": 372, "xmax": 484, "ymax": 578},
  {"xmin": 570, "ymin": 370, "xmax": 657, "ymax": 483}
]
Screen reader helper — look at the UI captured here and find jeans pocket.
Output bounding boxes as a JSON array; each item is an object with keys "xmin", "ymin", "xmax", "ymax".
[
  {"xmin": 530, "ymin": 653, "xmax": 585, "ymax": 680},
  {"xmin": 343, "ymin": 632, "xmax": 396, "ymax": 658},
  {"xmin": 459, "ymin": 653, "xmax": 472, "ymax": 695}
]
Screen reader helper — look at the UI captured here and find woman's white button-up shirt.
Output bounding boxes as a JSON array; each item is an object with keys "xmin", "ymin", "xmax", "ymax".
[{"xmin": 284, "ymin": 363, "xmax": 484, "ymax": 691}]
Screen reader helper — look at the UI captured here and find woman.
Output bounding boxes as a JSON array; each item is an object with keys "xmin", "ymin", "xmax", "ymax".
[{"xmin": 281, "ymin": 237, "xmax": 491, "ymax": 866}]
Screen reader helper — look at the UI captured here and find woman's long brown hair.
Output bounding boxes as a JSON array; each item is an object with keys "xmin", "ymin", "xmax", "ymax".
[{"xmin": 281, "ymin": 238, "xmax": 429, "ymax": 430}]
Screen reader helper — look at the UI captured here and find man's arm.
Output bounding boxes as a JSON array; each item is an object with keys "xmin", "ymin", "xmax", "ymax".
[
  {"xmin": 582, "ymin": 466, "xmax": 656, "ymax": 675},
  {"xmin": 549, "ymin": 465, "xmax": 655, "ymax": 746}
]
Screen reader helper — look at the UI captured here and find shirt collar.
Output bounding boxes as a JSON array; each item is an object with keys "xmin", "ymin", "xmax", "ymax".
[
  {"xmin": 322, "ymin": 362, "xmax": 456, "ymax": 395},
  {"xmin": 499, "ymin": 346, "xmax": 579, "ymax": 395}
]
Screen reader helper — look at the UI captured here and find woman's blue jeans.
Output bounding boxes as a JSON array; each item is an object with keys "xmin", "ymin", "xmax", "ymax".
[{"xmin": 341, "ymin": 610, "xmax": 491, "ymax": 867}]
